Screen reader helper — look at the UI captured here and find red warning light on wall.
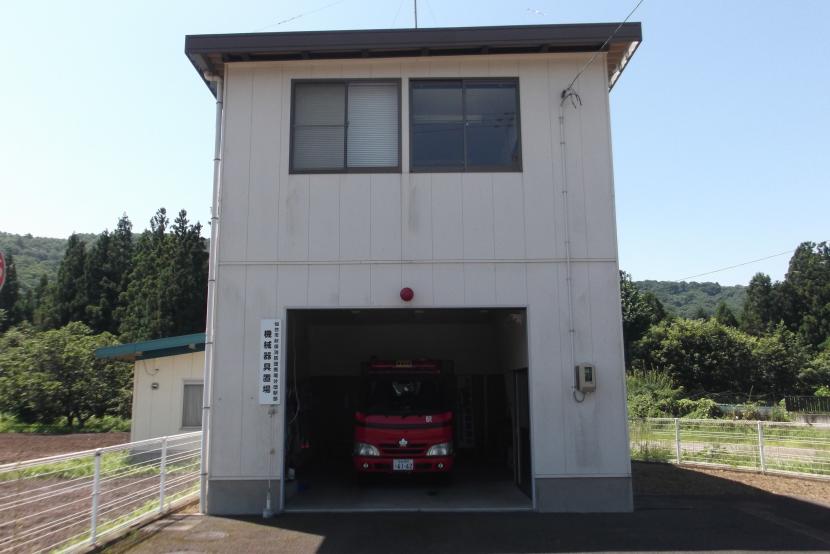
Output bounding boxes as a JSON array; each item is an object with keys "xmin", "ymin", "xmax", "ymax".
[{"xmin": 400, "ymin": 287, "xmax": 414, "ymax": 302}]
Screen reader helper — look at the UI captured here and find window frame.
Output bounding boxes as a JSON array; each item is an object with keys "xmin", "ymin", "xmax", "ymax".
[
  {"xmin": 289, "ymin": 78, "xmax": 403, "ymax": 175},
  {"xmin": 181, "ymin": 380, "xmax": 204, "ymax": 430},
  {"xmin": 409, "ymin": 77, "xmax": 523, "ymax": 173}
]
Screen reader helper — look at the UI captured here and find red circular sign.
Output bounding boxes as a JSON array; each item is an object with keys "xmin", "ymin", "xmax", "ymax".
[
  {"xmin": 0, "ymin": 252, "xmax": 5, "ymax": 293},
  {"xmin": 400, "ymin": 287, "xmax": 414, "ymax": 302}
]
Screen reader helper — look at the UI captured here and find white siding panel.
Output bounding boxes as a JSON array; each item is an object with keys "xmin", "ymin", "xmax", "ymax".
[
  {"xmin": 488, "ymin": 57, "xmax": 520, "ymax": 77},
  {"xmin": 370, "ymin": 264, "xmax": 402, "ymax": 305},
  {"xmin": 431, "ymin": 174, "xmax": 463, "ymax": 260},
  {"xmin": 240, "ymin": 266, "xmax": 279, "ymax": 477},
  {"xmin": 210, "ymin": 265, "xmax": 246, "ymax": 476},
  {"xmin": 463, "ymin": 263, "xmax": 496, "ymax": 305},
  {"xmin": 246, "ymin": 68, "xmax": 281, "ymax": 261},
  {"xmin": 495, "ymin": 263, "xmax": 527, "ymax": 306},
  {"xmin": 586, "ymin": 262, "xmax": 630, "ymax": 474},
  {"xmin": 433, "ymin": 264, "xmax": 465, "ymax": 306},
  {"xmin": 526, "ymin": 263, "xmax": 566, "ymax": 475},
  {"xmin": 278, "ymin": 175, "xmax": 310, "ymax": 260},
  {"xmin": 550, "ymin": 60, "xmax": 588, "ymax": 260},
  {"xmin": 308, "ymin": 175, "xmax": 340, "ymax": 260},
  {"xmin": 580, "ymin": 62, "xmax": 617, "ymax": 260},
  {"xmin": 370, "ymin": 174, "xmax": 402, "ymax": 260},
  {"xmin": 462, "ymin": 173, "xmax": 495, "ymax": 260},
  {"xmin": 402, "ymin": 174, "xmax": 432, "ymax": 260},
  {"xmin": 339, "ymin": 264, "xmax": 371, "ymax": 306},
  {"xmin": 277, "ymin": 265, "xmax": 309, "ymax": 308},
  {"xmin": 307, "ymin": 265, "xmax": 340, "ymax": 306},
  {"xmin": 519, "ymin": 59, "xmax": 558, "ymax": 259},
  {"xmin": 401, "ymin": 264, "xmax": 434, "ymax": 306},
  {"xmin": 492, "ymin": 173, "xmax": 525, "ymax": 259},
  {"xmin": 219, "ymin": 67, "xmax": 253, "ymax": 261},
  {"xmin": 339, "ymin": 174, "xmax": 371, "ymax": 260}
]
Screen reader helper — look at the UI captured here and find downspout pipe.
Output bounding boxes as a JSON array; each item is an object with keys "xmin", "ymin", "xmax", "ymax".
[
  {"xmin": 200, "ymin": 73, "xmax": 224, "ymax": 512},
  {"xmin": 559, "ymin": 86, "xmax": 582, "ymax": 403}
]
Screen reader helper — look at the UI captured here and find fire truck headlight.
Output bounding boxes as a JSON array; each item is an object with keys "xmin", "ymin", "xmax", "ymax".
[
  {"xmin": 426, "ymin": 442, "xmax": 453, "ymax": 457},
  {"xmin": 354, "ymin": 442, "xmax": 380, "ymax": 457}
]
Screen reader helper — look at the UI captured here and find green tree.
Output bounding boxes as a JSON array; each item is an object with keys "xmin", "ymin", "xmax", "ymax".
[
  {"xmin": 714, "ymin": 301, "xmax": 739, "ymax": 328},
  {"xmin": 798, "ymin": 350, "xmax": 830, "ymax": 394},
  {"xmin": 53, "ymin": 234, "xmax": 89, "ymax": 326},
  {"xmin": 118, "ymin": 208, "xmax": 207, "ymax": 341},
  {"xmin": 741, "ymin": 272, "xmax": 778, "ymax": 334},
  {"xmin": 633, "ymin": 318, "xmax": 757, "ymax": 395},
  {"xmin": 782, "ymin": 242, "xmax": 830, "ymax": 347},
  {"xmin": 753, "ymin": 324, "xmax": 810, "ymax": 399},
  {"xmin": 0, "ymin": 323, "xmax": 131, "ymax": 427},
  {"xmin": 619, "ymin": 271, "xmax": 666, "ymax": 366},
  {"xmin": 0, "ymin": 253, "xmax": 22, "ymax": 331}
]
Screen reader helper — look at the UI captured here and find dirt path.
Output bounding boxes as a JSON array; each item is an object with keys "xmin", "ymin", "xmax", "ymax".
[
  {"xmin": 0, "ymin": 433, "xmax": 130, "ymax": 464},
  {"xmin": 632, "ymin": 461, "xmax": 830, "ymax": 506}
]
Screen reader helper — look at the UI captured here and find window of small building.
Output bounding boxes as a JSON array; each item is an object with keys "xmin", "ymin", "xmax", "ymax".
[
  {"xmin": 182, "ymin": 382, "xmax": 203, "ymax": 428},
  {"xmin": 410, "ymin": 79, "xmax": 521, "ymax": 172},
  {"xmin": 290, "ymin": 80, "xmax": 401, "ymax": 173}
]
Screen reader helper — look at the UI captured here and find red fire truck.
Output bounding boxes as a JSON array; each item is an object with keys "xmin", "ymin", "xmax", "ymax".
[{"xmin": 353, "ymin": 359, "xmax": 454, "ymax": 475}]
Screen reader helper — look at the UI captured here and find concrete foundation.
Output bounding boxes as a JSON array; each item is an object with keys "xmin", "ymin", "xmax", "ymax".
[
  {"xmin": 206, "ymin": 479, "xmax": 273, "ymax": 515},
  {"xmin": 534, "ymin": 476, "xmax": 633, "ymax": 512}
]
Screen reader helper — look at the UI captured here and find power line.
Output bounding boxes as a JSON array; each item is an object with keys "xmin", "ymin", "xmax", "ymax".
[
  {"xmin": 253, "ymin": 0, "xmax": 350, "ymax": 32},
  {"xmin": 677, "ymin": 250, "xmax": 794, "ymax": 282},
  {"xmin": 564, "ymin": 0, "xmax": 645, "ymax": 92}
]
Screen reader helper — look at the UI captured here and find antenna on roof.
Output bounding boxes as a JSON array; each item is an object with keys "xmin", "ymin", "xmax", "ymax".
[{"xmin": 414, "ymin": 0, "xmax": 418, "ymax": 28}]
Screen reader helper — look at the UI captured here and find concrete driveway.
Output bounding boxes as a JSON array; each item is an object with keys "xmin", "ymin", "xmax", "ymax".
[{"xmin": 104, "ymin": 464, "xmax": 830, "ymax": 553}]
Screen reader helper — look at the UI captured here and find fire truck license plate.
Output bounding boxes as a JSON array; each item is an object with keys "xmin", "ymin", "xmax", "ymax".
[{"xmin": 393, "ymin": 459, "xmax": 414, "ymax": 471}]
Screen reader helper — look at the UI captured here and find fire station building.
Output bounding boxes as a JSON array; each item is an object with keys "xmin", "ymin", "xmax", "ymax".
[{"xmin": 184, "ymin": 22, "xmax": 641, "ymax": 514}]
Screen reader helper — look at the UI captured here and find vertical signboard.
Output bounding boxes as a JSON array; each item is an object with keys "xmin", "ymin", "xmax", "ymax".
[{"xmin": 259, "ymin": 319, "xmax": 281, "ymax": 405}]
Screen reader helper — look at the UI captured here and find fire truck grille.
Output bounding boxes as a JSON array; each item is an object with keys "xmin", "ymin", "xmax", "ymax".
[{"xmin": 380, "ymin": 443, "xmax": 427, "ymax": 455}]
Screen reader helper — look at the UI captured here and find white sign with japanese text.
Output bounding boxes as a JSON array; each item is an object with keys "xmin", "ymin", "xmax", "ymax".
[{"xmin": 259, "ymin": 319, "xmax": 281, "ymax": 405}]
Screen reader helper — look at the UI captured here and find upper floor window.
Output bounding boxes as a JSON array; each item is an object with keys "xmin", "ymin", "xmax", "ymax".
[
  {"xmin": 410, "ymin": 79, "xmax": 521, "ymax": 172},
  {"xmin": 290, "ymin": 80, "xmax": 401, "ymax": 173}
]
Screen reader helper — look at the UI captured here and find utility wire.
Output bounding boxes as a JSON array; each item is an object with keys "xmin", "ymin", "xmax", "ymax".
[
  {"xmin": 677, "ymin": 249, "xmax": 795, "ymax": 282},
  {"xmin": 564, "ymin": 0, "xmax": 645, "ymax": 91},
  {"xmin": 254, "ymin": 0, "xmax": 350, "ymax": 32}
]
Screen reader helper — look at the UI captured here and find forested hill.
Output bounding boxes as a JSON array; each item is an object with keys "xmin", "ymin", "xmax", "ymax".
[
  {"xmin": 0, "ymin": 232, "xmax": 96, "ymax": 290},
  {"xmin": 635, "ymin": 280, "xmax": 747, "ymax": 319}
]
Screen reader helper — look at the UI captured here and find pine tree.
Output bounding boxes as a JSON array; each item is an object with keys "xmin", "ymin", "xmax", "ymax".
[
  {"xmin": 0, "ymin": 253, "xmax": 21, "ymax": 331},
  {"xmin": 714, "ymin": 301, "xmax": 739, "ymax": 328},
  {"xmin": 118, "ymin": 208, "xmax": 208, "ymax": 341},
  {"xmin": 54, "ymin": 234, "xmax": 89, "ymax": 326}
]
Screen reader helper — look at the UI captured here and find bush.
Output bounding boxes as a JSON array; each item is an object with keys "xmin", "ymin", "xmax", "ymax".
[
  {"xmin": 677, "ymin": 398, "xmax": 721, "ymax": 419},
  {"xmin": 771, "ymin": 399, "xmax": 791, "ymax": 422},
  {"xmin": 626, "ymin": 370, "xmax": 682, "ymax": 418}
]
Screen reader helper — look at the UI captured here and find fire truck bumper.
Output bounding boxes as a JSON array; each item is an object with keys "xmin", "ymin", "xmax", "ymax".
[{"xmin": 353, "ymin": 456, "xmax": 454, "ymax": 473}]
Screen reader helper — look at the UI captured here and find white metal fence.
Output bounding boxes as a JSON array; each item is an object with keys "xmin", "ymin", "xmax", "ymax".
[
  {"xmin": 0, "ymin": 431, "xmax": 201, "ymax": 553},
  {"xmin": 630, "ymin": 418, "xmax": 830, "ymax": 478}
]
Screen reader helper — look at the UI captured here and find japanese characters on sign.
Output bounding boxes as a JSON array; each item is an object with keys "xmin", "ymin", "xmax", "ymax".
[{"xmin": 259, "ymin": 319, "xmax": 281, "ymax": 405}]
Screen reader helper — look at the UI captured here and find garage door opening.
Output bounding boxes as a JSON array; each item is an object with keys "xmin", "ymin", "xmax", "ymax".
[{"xmin": 282, "ymin": 308, "xmax": 532, "ymax": 511}]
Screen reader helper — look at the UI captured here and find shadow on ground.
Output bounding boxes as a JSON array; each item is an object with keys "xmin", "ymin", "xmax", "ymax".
[{"xmin": 106, "ymin": 463, "xmax": 830, "ymax": 553}]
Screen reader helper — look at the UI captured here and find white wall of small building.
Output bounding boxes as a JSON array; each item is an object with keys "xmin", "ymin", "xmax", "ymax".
[
  {"xmin": 208, "ymin": 52, "xmax": 629, "ymax": 492},
  {"xmin": 131, "ymin": 351, "xmax": 204, "ymax": 442}
]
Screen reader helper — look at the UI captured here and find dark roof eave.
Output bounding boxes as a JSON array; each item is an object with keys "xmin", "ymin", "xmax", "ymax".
[{"xmin": 185, "ymin": 22, "xmax": 642, "ymax": 96}]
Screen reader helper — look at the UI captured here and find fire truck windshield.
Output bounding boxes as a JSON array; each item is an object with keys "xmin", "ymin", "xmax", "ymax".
[{"xmin": 364, "ymin": 375, "xmax": 443, "ymax": 415}]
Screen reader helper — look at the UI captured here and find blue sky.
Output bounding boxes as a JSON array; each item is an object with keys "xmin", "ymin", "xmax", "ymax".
[{"xmin": 1, "ymin": 0, "xmax": 827, "ymax": 285}]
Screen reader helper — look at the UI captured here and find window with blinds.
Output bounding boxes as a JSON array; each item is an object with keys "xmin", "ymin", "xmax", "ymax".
[
  {"xmin": 181, "ymin": 382, "xmax": 203, "ymax": 428},
  {"xmin": 291, "ymin": 80, "xmax": 400, "ymax": 173}
]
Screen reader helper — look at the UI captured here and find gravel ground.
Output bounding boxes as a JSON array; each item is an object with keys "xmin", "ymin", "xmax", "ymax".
[{"xmin": 0, "ymin": 432, "xmax": 130, "ymax": 464}]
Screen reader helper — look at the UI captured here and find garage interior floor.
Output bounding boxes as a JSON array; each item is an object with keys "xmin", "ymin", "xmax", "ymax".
[{"xmin": 283, "ymin": 463, "xmax": 532, "ymax": 512}]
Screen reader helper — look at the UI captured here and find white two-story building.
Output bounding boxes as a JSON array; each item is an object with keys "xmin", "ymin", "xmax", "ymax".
[{"xmin": 185, "ymin": 22, "xmax": 641, "ymax": 515}]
